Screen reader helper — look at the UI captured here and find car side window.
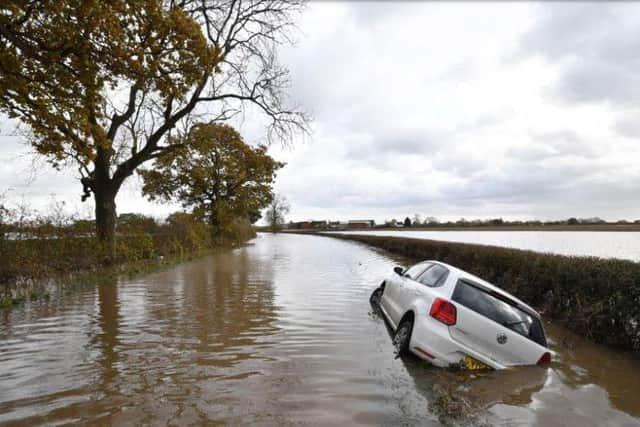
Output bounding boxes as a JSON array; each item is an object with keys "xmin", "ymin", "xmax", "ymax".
[
  {"xmin": 403, "ymin": 262, "xmax": 431, "ymax": 280},
  {"xmin": 416, "ymin": 264, "xmax": 448, "ymax": 287}
]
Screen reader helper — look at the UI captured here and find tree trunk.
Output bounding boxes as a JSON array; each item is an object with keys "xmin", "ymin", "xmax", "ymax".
[
  {"xmin": 94, "ymin": 186, "xmax": 118, "ymax": 263},
  {"xmin": 92, "ymin": 146, "xmax": 121, "ymax": 263}
]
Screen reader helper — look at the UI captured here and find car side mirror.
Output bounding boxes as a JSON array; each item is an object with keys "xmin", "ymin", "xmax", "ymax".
[{"xmin": 393, "ymin": 266, "xmax": 404, "ymax": 276}]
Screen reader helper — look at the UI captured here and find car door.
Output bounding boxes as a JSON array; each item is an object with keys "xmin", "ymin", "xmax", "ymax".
[
  {"xmin": 448, "ymin": 279, "xmax": 548, "ymax": 365},
  {"xmin": 388, "ymin": 262, "xmax": 431, "ymax": 324},
  {"xmin": 400, "ymin": 264, "xmax": 449, "ymax": 310},
  {"xmin": 381, "ymin": 273, "xmax": 402, "ymax": 326}
]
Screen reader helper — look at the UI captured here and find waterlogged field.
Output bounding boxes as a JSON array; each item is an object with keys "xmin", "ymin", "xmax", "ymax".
[
  {"xmin": 0, "ymin": 233, "xmax": 639, "ymax": 426},
  {"xmin": 333, "ymin": 230, "xmax": 640, "ymax": 261}
]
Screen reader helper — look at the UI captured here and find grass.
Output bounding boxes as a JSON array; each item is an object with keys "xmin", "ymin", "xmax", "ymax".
[
  {"xmin": 0, "ymin": 208, "xmax": 256, "ymax": 310},
  {"xmin": 0, "ymin": 238, "xmax": 250, "ymax": 310}
]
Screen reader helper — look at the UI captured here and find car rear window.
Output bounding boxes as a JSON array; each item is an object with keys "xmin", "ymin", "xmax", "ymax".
[
  {"xmin": 416, "ymin": 264, "xmax": 448, "ymax": 287},
  {"xmin": 452, "ymin": 279, "xmax": 547, "ymax": 347}
]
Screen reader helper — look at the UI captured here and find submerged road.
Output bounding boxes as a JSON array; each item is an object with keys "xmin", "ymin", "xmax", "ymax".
[{"xmin": 0, "ymin": 233, "xmax": 639, "ymax": 426}]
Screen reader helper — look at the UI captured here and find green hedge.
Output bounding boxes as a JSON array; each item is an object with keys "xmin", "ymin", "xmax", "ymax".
[{"xmin": 331, "ymin": 234, "xmax": 640, "ymax": 352}]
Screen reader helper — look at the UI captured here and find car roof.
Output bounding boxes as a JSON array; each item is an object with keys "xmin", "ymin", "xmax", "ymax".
[{"xmin": 426, "ymin": 260, "xmax": 540, "ymax": 318}]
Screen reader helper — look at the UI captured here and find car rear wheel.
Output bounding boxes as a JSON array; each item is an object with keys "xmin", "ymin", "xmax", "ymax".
[{"xmin": 393, "ymin": 318, "xmax": 413, "ymax": 357}]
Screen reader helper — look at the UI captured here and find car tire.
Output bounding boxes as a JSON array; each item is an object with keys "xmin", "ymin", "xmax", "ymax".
[
  {"xmin": 369, "ymin": 286, "xmax": 383, "ymax": 308},
  {"xmin": 393, "ymin": 318, "xmax": 413, "ymax": 357}
]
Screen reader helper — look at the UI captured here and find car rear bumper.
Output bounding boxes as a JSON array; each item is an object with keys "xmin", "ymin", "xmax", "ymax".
[{"xmin": 409, "ymin": 317, "xmax": 506, "ymax": 370}]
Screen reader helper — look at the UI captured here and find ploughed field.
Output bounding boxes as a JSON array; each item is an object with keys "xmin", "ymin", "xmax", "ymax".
[{"xmin": 0, "ymin": 233, "xmax": 639, "ymax": 426}]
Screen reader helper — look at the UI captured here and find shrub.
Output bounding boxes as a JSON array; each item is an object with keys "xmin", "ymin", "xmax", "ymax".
[
  {"xmin": 216, "ymin": 217, "xmax": 256, "ymax": 246},
  {"xmin": 0, "ymin": 204, "xmax": 255, "ymax": 306}
]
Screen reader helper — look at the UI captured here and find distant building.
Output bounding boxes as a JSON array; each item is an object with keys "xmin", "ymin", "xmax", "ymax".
[
  {"xmin": 287, "ymin": 221, "xmax": 313, "ymax": 230},
  {"xmin": 311, "ymin": 220, "xmax": 328, "ymax": 229},
  {"xmin": 328, "ymin": 221, "xmax": 348, "ymax": 230},
  {"xmin": 581, "ymin": 217, "xmax": 605, "ymax": 224},
  {"xmin": 287, "ymin": 220, "xmax": 328, "ymax": 230},
  {"xmin": 347, "ymin": 220, "xmax": 375, "ymax": 229}
]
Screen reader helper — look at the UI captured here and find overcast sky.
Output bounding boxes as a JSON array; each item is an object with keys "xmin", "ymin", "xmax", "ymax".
[{"xmin": 2, "ymin": 2, "xmax": 640, "ymax": 223}]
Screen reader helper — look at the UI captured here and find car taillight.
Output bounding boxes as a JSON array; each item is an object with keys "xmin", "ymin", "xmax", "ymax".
[
  {"xmin": 537, "ymin": 352, "xmax": 551, "ymax": 365},
  {"xmin": 430, "ymin": 297, "xmax": 456, "ymax": 325}
]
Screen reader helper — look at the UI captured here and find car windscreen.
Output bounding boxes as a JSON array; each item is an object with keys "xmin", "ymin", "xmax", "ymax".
[
  {"xmin": 416, "ymin": 264, "xmax": 448, "ymax": 287},
  {"xmin": 403, "ymin": 262, "xmax": 431, "ymax": 280},
  {"xmin": 452, "ymin": 279, "xmax": 547, "ymax": 347}
]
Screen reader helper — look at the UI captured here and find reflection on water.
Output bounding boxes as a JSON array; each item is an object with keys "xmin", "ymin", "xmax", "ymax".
[
  {"xmin": 333, "ymin": 230, "xmax": 640, "ymax": 261},
  {"xmin": 0, "ymin": 233, "xmax": 639, "ymax": 426}
]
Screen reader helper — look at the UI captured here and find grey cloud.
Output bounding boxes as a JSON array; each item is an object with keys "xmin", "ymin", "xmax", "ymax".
[
  {"xmin": 519, "ymin": 4, "xmax": 616, "ymax": 60},
  {"xmin": 344, "ymin": 111, "xmax": 512, "ymax": 172},
  {"xmin": 440, "ymin": 158, "xmax": 597, "ymax": 209},
  {"xmin": 554, "ymin": 60, "xmax": 640, "ymax": 106},
  {"xmin": 530, "ymin": 130, "xmax": 602, "ymax": 159},
  {"xmin": 519, "ymin": 3, "xmax": 640, "ymax": 106},
  {"xmin": 344, "ymin": 129, "xmax": 441, "ymax": 163},
  {"xmin": 432, "ymin": 59, "xmax": 476, "ymax": 84},
  {"xmin": 4, "ymin": 3, "xmax": 640, "ymax": 223},
  {"xmin": 347, "ymin": 2, "xmax": 405, "ymax": 26},
  {"xmin": 507, "ymin": 130, "xmax": 601, "ymax": 162},
  {"xmin": 272, "ymin": 3, "xmax": 640, "ymax": 221},
  {"xmin": 430, "ymin": 146, "xmax": 487, "ymax": 179},
  {"xmin": 612, "ymin": 111, "xmax": 640, "ymax": 139}
]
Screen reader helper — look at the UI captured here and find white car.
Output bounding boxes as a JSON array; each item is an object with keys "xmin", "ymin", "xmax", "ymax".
[{"xmin": 370, "ymin": 260, "xmax": 552, "ymax": 370}]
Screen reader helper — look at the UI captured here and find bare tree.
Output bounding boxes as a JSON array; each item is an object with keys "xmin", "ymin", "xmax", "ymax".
[
  {"xmin": 265, "ymin": 194, "xmax": 290, "ymax": 232},
  {"xmin": 0, "ymin": 190, "xmax": 7, "ymax": 244}
]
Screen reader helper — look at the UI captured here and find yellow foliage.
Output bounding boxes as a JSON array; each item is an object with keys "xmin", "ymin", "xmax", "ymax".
[
  {"xmin": 0, "ymin": 0, "xmax": 220, "ymax": 164},
  {"xmin": 140, "ymin": 123, "xmax": 284, "ymax": 237}
]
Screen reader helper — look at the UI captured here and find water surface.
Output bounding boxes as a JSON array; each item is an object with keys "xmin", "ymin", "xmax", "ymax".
[
  {"xmin": 0, "ymin": 233, "xmax": 639, "ymax": 426},
  {"xmin": 332, "ymin": 230, "xmax": 640, "ymax": 261}
]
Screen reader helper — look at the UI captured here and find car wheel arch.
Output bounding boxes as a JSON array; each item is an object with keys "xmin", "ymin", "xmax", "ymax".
[{"xmin": 399, "ymin": 310, "xmax": 415, "ymax": 327}]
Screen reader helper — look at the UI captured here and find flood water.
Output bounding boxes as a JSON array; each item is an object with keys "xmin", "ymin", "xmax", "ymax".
[
  {"xmin": 332, "ymin": 230, "xmax": 640, "ymax": 262},
  {"xmin": 1, "ymin": 233, "xmax": 639, "ymax": 426}
]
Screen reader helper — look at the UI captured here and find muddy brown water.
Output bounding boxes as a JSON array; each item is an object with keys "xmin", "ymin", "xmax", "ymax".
[{"xmin": 1, "ymin": 233, "xmax": 639, "ymax": 426}]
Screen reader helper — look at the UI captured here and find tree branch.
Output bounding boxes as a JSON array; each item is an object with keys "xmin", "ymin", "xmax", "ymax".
[{"xmin": 107, "ymin": 84, "xmax": 140, "ymax": 141}]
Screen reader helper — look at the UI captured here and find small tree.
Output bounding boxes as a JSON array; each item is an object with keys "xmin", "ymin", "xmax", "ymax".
[
  {"xmin": 403, "ymin": 217, "xmax": 412, "ymax": 228},
  {"xmin": 0, "ymin": 199, "xmax": 6, "ymax": 244},
  {"xmin": 248, "ymin": 209, "xmax": 262, "ymax": 225},
  {"xmin": 490, "ymin": 218, "xmax": 504, "ymax": 226},
  {"xmin": 425, "ymin": 216, "xmax": 439, "ymax": 225},
  {"xmin": 117, "ymin": 213, "xmax": 158, "ymax": 235},
  {"xmin": 141, "ymin": 123, "xmax": 283, "ymax": 239},
  {"xmin": 265, "ymin": 194, "xmax": 290, "ymax": 232}
]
